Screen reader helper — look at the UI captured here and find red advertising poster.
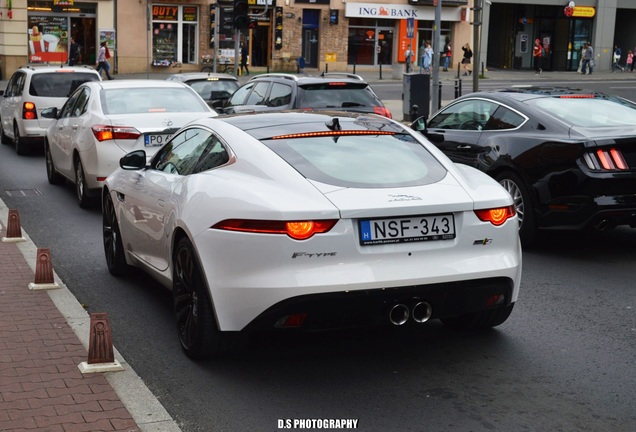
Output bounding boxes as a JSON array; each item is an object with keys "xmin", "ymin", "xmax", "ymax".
[{"xmin": 28, "ymin": 16, "xmax": 69, "ymax": 63}]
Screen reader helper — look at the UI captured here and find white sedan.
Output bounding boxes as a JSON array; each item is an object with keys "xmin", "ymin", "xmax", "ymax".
[
  {"xmin": 42, "ymin": 80, "xmax": 216, "ymax": 207},
  {"xmin": 102, "ymin": 111, "xmax": 522, "ymax": 359}
]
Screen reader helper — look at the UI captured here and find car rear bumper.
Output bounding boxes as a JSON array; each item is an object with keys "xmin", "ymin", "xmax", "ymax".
[
  {"xmin": 538, "ymin": 193, "xmax": 636, "ymax": 230},
  {"xmin": 193, "ymin": 220, "xmax": 522, "ymax": 331},
  {"xmin": 243, "ymin": 277, "xmax": 515, "ymax": 331}
]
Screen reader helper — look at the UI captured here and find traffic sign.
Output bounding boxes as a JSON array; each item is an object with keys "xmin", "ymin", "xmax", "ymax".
[{"xmin": 406, "ymin": 18, "xmax": 414, "ymax": 38}]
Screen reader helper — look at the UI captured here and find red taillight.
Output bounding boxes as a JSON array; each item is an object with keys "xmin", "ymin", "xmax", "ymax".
[
  {"xmin": 23, "ymin": 102, "xmax": 37, "ymax": 120},
  {"xmin": 474, "ymin": 205, "xmax": 516, "ymax": 226},
  {"xmin": 212, "ymin": 219, "xmax": 338, "ymax": 240},
  {"xmin": 91, "ymin": 124, "xmax": 141, "ymax": 142},
  {"xmin": 583, "ymin": 149, "xmax": 629, "ymax": 171},
  {"xmin": 373, "ymin": 106, "xmax": 393, "ymax": 119}
]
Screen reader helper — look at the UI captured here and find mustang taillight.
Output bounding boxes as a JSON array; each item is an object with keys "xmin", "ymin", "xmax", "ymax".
[
  {"xmin": 474, "ymin": 205, "xmax": 516, "ymax": 226},
  {"xmin": 373, "ymin": 106, "xmax": 393, "ymax": 119},
  {"xmin": 91, "ymin": 125, "xmax": 141, "ymax": 142},
  {"xmin": 583, "ymin": 149, "xmax": 629, "ymax": 171},
  {"xmin": 212, "ymin": 219, "xmax": 338, "ymax": 240},
  {"xmin": 23, "ymin": 102, "xmax": 37, "ymax": 120}
]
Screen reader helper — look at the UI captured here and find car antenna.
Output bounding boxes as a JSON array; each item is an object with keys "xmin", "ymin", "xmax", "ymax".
[{"xmin": 326, "ymin": 118, "xmax": 341, "ymax": 131}]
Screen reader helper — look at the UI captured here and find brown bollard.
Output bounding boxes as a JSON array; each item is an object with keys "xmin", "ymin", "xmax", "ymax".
[
  {"xmin": 28, "ymin": 248, "xmax": 60, "ymax": 290},
  {"xmin": 2, "ymin": 208, "xmax": 26, "ymax": 242},
  {"xmin": 78, "ymin": 312, "xmax": 124, "ymax": 373},
  {"xmin": 87, "ymin": 313, "xmax": 115, "ymax": 364}
]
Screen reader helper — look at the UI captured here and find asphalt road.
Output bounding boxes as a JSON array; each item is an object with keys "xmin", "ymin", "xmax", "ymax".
[{"xmin": 1, "ymin": 77, "xmax": 635, "ymax": 431}]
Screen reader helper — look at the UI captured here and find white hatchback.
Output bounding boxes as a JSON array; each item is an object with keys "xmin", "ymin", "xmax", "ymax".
[
  {"xmin": 0, "ymin": 65, "xmax": 102, "ymax": 155},
  {"xmin": 43, "ymin": 79, "xmax": 216, "ymax": 207}
]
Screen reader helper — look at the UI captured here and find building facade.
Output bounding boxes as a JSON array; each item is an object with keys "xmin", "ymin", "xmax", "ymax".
[{"xmin": 1, "ymin": 1, "xmax": 636, "ymax": 79}]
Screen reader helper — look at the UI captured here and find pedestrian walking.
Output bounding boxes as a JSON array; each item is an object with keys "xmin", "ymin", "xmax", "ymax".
[
  {"xmin": 581, "ymin": 42, "xmax": 594, "ymax": 75},
  {"xmin": 95, "ymin": 41, "xmax": 113, "ymax": 80},
  {"xmin": 421, "ymin": 41, "xmax": 433, "ymax": 74},
  {"xmin": 404, "ymin": 44, "xmax": 414, "ymax": 73},
  {"xmin": 68, "ymin": 37, "xmax": 80, "ymax": 66},
  {"xmin": 627, "ymin": 50, "xmax": 634, "ymax": 72},
  {"xmin": 533, "ymin": 38, "xmax": 544, "ymax": 75},
  {"xmin": 612, "ymin": 45, "xmax": 624, "ymax": 72},
  {"xmin": 240, "ymin": 43, "xmax": 249, "ymax": 76},
  {"xmin": 461, "ymin": 43, "xmax": 472, "ymax": 76},
  {"xmin": 442, "ymin": 39, "xmax": 451, "ymax": 71}
]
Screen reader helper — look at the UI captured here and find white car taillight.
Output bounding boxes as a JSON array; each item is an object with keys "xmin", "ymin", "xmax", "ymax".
[{"xmin": 91, "ymin": 124, "xmax": 141, "ymax": 142}]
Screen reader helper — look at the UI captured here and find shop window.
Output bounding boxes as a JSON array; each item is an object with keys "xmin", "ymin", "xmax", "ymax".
[{"xmin": 152, "ymin": 5, "xmax": 199, "ymax": 66}]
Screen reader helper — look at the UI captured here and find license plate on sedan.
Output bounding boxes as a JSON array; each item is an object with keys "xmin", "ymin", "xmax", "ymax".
[
  {"xmin": 359, "ymin": 214, "xmax": 456, "ymax": 245},
  {"xmin": 144, "ymin": 134, "xmax": 171, "ymax": 147}
]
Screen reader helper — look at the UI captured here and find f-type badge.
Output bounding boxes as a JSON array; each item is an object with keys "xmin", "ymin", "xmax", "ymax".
[{"xmin": 473, "ymin": 238, "xmax": 493, "ymax": 245}]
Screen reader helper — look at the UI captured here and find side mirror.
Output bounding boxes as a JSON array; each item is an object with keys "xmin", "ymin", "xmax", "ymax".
[
  {"xmin": 410, "ymin": 116, "xmax": 427, "ymax": 132},
  {"xmin": 120, "ymin": 150, "xmax": 147, "ymax": 170},
  {"xmin": 41, "ymin": 107, "xmax": 58, "ymax": 119}
]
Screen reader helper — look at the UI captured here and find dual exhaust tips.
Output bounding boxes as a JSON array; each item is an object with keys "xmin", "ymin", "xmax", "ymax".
[{"xmin": 388, "ymin": 301, "xmax": 432, "ymax": 326}]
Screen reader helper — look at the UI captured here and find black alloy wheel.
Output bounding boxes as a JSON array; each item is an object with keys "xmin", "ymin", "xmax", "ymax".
[
  {"xmin": 102, "ymin": 192, "xmax": 129, "ymax": 277},
  {"xmin": 173, "ymin": 237, "xmax": 230, "ymax": 359}
]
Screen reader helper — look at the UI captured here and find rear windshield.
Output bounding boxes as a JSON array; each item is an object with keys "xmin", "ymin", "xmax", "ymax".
[
  {"xmin": 188, "ymin": 79, "xmax": 239, "ymax": 100},
  {"xmin": 297, "ymin": 83, "xmax": 381, "ymax": 109},
  {"xmin": 29, "ymin": 72, "xmax": 100, "ymax": 98},
  {"xmin": 527, "ymin": 96, "xmax": 636, "ymax": 127},
  {"xmin": 262, "ymin": 133, "xmax": 446, "ymax": 188},
  {"xmin": 101, "ymin": 87, "xmax": 211, "ymax": 114}
]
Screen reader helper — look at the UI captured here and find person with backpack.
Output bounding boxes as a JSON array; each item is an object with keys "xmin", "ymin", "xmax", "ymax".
[{"xmin": 533, "ymin": 38, "xmax": 544, "ymax": 75}]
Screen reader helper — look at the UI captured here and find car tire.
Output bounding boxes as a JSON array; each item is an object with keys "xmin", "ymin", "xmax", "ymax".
[
  {"xmin": 173, "ymin": 236, "xmax": 233, "ymax": 360},
  {"xmin": 45, "ymin": 142, "xmax": 64, "ymax": 185},
  {"xmin": 0, "ymin": 120, "xmax": 11, "ymax": 145},
  {"xmin": 102, "ymin": 192, "xmax": 129, "ymax": 277},
  {"xmin": 495, "ymin": 171, "xmax": 536, "ymax": 246},
  {"xmin": 13, "ymin": 123, "xmax": 26, "ymax": 155},
  {"xmin": 441, "ymin": 303, "xmax": 515, "ymax": 331},
  {"xmin": 75, "ymin": 158, "xmax": 92, "ymax": 208}
]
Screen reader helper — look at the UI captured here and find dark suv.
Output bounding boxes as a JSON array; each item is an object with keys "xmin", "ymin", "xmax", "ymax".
[{"xmin": 217, "ymin": 73, "xmax": 392, "ymax": 118}]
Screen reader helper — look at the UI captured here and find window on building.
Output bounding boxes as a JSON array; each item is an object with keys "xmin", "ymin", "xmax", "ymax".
[{"xmin": 152, "ymin": 5, "xmax": 199, "ymax": 66}]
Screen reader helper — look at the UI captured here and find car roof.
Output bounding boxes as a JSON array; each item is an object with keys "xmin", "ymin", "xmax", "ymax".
[
  {"xmin": 16, "ymin": 64, "xmax": 100, "ymax": 75},
  {"xmin": 464, "ymin": 86, "xmax": 606, "ymax": 103},
  {"xmin": 248, "ymin": 72, "xmax": 369, "ymax": 85},
  {"xmin": 213, "ymin": 111, "xmax": 402, "ymax": 139},
  {"xmin": 167, "ymin": 72, "xmax": 238, "ymax": 81},
  {"xmin": 83, "ymin": 79, "xmax": 191, "ymax": 90}
]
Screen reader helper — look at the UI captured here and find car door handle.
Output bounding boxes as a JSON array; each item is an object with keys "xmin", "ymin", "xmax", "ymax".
[
  {"xmin": 456, "ymin": 145, "xmax": 472, "ymax": 150},
  {"xmin": 157, "ymin": 199, "xmax": 165, "ymax": 208},
  {"xmin": 71, "ymin": 124, "xmax": 79, "ymax": 130}
]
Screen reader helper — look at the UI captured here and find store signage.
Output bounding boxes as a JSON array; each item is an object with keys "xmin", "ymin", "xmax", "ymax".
[
  {"xmin": 346, "ymin": 3, "xmax": 463, "ymax": 21},
  {"xmin": 295, "ymin": 0, "xmax": 330, "ymax": 4},
  {"xmin": 571, "ymin": 6, "xmax": 595, "ymax": 17},
  {"xmin": 54, "ymin": 0, "xmax": 74, "ymax": 5},
  {"xmin": 153, "ymin": 6, "xmax": 178, "ymax": 21},
  {"xmin": 183, "ymin": 6, "xmax": 197, "ymax": 22}
]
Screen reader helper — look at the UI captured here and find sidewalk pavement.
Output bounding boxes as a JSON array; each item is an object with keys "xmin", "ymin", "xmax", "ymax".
[{"xmin": 0, "ymin": 200, "xmax": 182, "ymax": 432}]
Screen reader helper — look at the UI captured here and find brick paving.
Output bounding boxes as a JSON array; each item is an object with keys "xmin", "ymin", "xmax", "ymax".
[{"xmin": 0, "ymin": 236, "xmax": 141, "ymax": 432}]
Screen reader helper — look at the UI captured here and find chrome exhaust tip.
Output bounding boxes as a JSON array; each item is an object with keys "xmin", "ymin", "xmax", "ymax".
[
  {"xmin": 412, "ymin": 301, "xmax": 433, "ymax": 323},
  {"xmin": 389, "ymin": 304, "xmax": 409, "ymax": 326}
]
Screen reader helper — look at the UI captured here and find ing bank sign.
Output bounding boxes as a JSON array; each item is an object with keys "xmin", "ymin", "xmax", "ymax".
[{"xmin": 345, "ymin": 2, "xmax": 462, "ymax": 21}]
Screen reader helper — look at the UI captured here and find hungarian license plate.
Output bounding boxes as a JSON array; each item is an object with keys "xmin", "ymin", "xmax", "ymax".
[
  {"xmin": 144, "ymin": 134, "xmax": 171, "ymax": 147},
  {"xmin": 359, "ymin": 214, "xmax": 456, "ymax": 245}
]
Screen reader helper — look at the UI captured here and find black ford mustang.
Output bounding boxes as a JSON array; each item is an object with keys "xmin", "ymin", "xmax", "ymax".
[{"xmin": 412, "ymin": 87, "xmax": 636, "ymax": 244}]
